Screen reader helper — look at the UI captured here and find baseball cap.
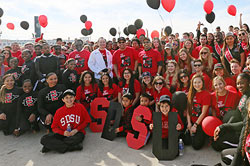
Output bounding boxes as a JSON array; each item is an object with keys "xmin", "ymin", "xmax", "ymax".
[
  {"xmin": 159, "ymin": 95, "xmax": 171, "ymax": 104},
  {"xmin": 142, "ymin": 72, "xmax": 151, "ymax": 78},
  {"xmin": 165, "ymin": 43, "xmax": 172, "ymax": 49},
  {"xmin": 226, "ymin": 32, "xmax": 234, "ymax": 38},
  {"xmin": 118, "ymin": 37, "xmax": 126, "ymax": 42},
  {"xmin": 214, "ymin": 63, "xmax": 224, "ymax": 70},
  {"xmin": 63, "ymin": 89, "xmax": 75, "ymax": 98}
]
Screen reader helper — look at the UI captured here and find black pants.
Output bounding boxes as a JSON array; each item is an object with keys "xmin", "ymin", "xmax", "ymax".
[
  {"xmin": 0, "ymin": 114, "xmax": 16, "ymax": 135},
  {"xmin": 211, "ymin": 130, "xmax": 240, "ymax": 152},
  {"xmin": 183, "ymin": 125, "xmax": 207, "ymax": 150},
  {"xmin": 40, "ymin": 132, "xmax": 85, "ymax": 153}
]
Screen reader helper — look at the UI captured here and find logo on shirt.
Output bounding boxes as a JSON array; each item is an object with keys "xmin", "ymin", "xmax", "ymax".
[
  {"xmin": 162, "ymin": 121, "xmax": 168, "ymax": 129},
  {"xmin": 143, "ymin": 56, "xmax": 152, "ymax": 68},
  {"xmin": 122, "ymin": 87, "xmax": 129, "ymax": 95},
  {"xmin": 21, "ymin": 65, "xmax": 29, "ymax": 74},
  {"xmin": 12, "ymin": 72, "xmax": 21, "ymax": 80},
  {"xmin": 192, "ymin": 100, "xmax": 202, "ymax": 117},
  {"xmin": 5, "ymin": 93, "xmax": 19, "ymax": 103},
  {"xmin": 22, "ymin": 96, "xmax": 37, "ymax": 107},
  {"xmin": 121, "ymin": 56, "xmax": 131, "ymax": 67},
  {"xmin": 75, "ymin": 58, "xmax": 85, "ymax": 68},
  {"xmin": 60, "ymin": 114, "xmax": 80, "ymax": 126},
  {"xmin": 46, "ymin": 90, "xmax": 62, "ymax": 101},
  {"xmin": 238, "ymin": 96, "xmax": 246, "ymax": 113},
  {"xmin": 69, "ymin": 73, "xmax": 77, "ymax": 83}
]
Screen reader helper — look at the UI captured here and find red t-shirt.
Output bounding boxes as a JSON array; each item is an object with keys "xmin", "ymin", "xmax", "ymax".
[
  {"xmin": 145, "ymin": 86, "xmax": 154, "ymax": 97},
  {"xmin": 132, "ymin": 47, "xmax": 143, "ymax": 61},
  {"xmin": 211, "ymin": 90, "xmax": 240, "ymax": 119},
  {"xmin": 154, "ymin": 87, "xmax": 172, "ymax": 103},
  {"xmin": 190, "ymin": 72, "xmax": 211, "ymax": 91},
  {"xmin": 97, "ymin": 83, "xmax": 118, "ymax": 100},
  {"xmin": 118, "ymin": 79, "xmax": 141, "ymax": 98},
  {"xmin": 161, "ymin": 108, "xmax": 184, "ymax": 138},
  {"xmin": 224, "ymin": 77, "xmax": 236, "ymax": 88},
  {"xmin": 112, "ymin": 47, "xmax": 135, "ymax": 76},
  {"xmin": 191, "ymin": 90, "xmax": 211, "ymax": 123},
  {"xmin": 76, "ymin": 84, "xmax": 98, "ymax": 109},
  {"xmin": 138, "ymin": 49, "xmax": 162, "ymax": 76},
  {"xmin": 51, "ymin": 103, "xmax": 91, "ymax": 135},
  {"xmin": 69, "ymin": 50, "xmax": 90, "ymax": 75},
  {"xmin": 11, "ymin": 51, "xmax": 21, "ymax": 58}
]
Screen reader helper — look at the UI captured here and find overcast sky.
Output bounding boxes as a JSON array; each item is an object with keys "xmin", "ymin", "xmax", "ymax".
[{"xmin": 0, "ymin": 0, "xmax": 249, "ymax": 41}]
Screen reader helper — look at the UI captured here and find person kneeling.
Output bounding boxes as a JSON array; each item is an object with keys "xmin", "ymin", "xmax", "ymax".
[{"xmin": 40, "ymin": 89, "xmax": 91, "ymax": 153}]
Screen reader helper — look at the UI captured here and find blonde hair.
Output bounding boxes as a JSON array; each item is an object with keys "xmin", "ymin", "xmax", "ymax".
[
  {"xmin": 165, "ymin": 60, "xmax": 179, "ymax": 87},
  {"xmin": 212, "ymin": 76, "xmax": 226, "ymax": 91},
  {"xmin": 0, "ymin": 74, "xmax": 15, "ymax": 103},
  {"xmin": 199, "ymin": 47, "xmax": 213, "ymax": 74}
]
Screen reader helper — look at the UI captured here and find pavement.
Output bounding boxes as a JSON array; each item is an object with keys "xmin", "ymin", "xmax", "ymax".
[{"xmin": 0, "ymin": 127, "xmax": 224, "ymax": 166}]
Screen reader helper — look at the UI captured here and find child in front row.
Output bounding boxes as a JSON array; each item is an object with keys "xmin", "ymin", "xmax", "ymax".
[
  {"xmin": 40, "ymin": 89, "xmax": 91, "ymax": 153},
  {"xmin": 115, "ymin": 93, "xmax": 134, "ymax": 137},
  {"xmin": 150, "ymin": 95, "xmax": 184, "ymax": 149},
  {"xmin": 14, "ymin": 79, "xmax": 39, "ymax": 136}
]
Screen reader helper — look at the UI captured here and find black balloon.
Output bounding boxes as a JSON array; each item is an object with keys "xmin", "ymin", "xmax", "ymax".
[
  {"xmin": 134, "ymin": 19, "xmax": 143, "ymax": 29},
  {"xmin": 88, "ymin": 28, "xmax": 93, "ymax": 35},
  {"xmin": 20, "ymin": 21, "xmax": 29, "ymax": 30},
  {"xmin": 0, "ymin": 8, "xmax": 3, "ymax": 17},
  {"xmin": 128, "ymin": 25, "xmax": 137, "ymax": 35},
  {"xmin": 164, "ymin": 26, "xmax": 172, "ymax": 35},
  {"xmin": 109, "ymin": 28, "xmax": 117, "ymax": 36},
  {"xmin": 123, "ymin": 27, "xmax": 129, "ymax": 36},
  {"xmin": 205, "ymin": 11, "xmax": 215, "ymax": 24},
  {"xmin": 81, "ymin": 28, "xmax": 89, "ymax": 36},
  {"xmin": 146, "ymin": 0, "xmax": 160, "ymax": 10},
  {"xmin": 80, "ymin": 15, "xmax": 87, "ymax": 23},
  {"xmin": 172, "ymin": 91, "xmax": 187, "ymax": 114}
]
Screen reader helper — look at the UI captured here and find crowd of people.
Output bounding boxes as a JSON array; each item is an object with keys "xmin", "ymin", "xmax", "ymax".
[{"xmin": 0, "ymin": 19, "xmax": 250, "ymax": 165}]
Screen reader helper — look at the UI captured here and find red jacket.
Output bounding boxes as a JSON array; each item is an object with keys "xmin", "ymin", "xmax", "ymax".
[{"xmin": 52, "ymin": 103, "xmax": 91, "ymax": 135}]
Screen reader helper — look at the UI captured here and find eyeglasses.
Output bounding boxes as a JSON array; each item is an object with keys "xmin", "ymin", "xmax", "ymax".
[
  {"xmin": 200, "ymin": 52, "xmax": 208, "ymax": 55},
  {"xmin": 119, "ymin": 41, "xmax": 125, "ymax": 44},
  {"xmin": 173, "ymin": 43, "xmax": 178, "ymax": 46},
  {"xmin": 194, "ymin": 64, "xmax": 202, "ymax": 67},
  {"xmin": 180, "ymin": 75, "xmax": 187, "ymax": 79},
  {"xmin": 155, "ymin": 82, "xmax": 163, "ymax": 85},
  {"xmin": 143, "ymin": 41, "xmax": 150, "ymax": 44},
  {"xmin": 124, "ymin": 72, "xmax": 130, "ymax": 75},
  {"xmin": 239, "ymin": 33, "xmax": 246, "ymax": 36}
]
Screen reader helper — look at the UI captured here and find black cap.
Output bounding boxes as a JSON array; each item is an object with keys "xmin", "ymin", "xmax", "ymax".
[
  {"xmin": 214, "ymin": 63, "xmax": 224, "ymax": 70},
  {"xmin": 118, "ymin": 37, "xmax": 126, "ymax": 42},
  {"xmin": 63, "ymin": 89, "xmax": 75, "ymax": 98},
  {"xmin": 142, "ymin": 71, "xmax": 151, "ymax": 78},
  {"xmin": 159, "ymin": 95, "xmax": 171, "ymax": 104}
]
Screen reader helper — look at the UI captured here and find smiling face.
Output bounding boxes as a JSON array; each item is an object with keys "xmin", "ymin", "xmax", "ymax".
[
  {"xmin": 154, "ymin": 79, "xmax": 164, "ymax": 91},
  {"xmin": 46, "ymin": 74, "xmax": 58, "ymax": 87},
  {"xmin": 213, "ymin": 79, "xmax": 226, "ymax": 94},
  {"xmin": 153, "ymin": 39, "xmax": 159, "ymax": 48},
  {"xmin": 122, "ymin": 97, "xmax": 132, "ymax": 108},
  {"xmin": 68, "ymin": 60, "xmax": 76, "ymax": 70},
  {"xmin": 83, "ymin": 73, "xmax": 92, "ymax": 85},
  {"xmin": 214, "ymin": 68, "xmax": 224, "ymax": 77},
  {"xmin": 101, "ymin": 74, "xmax": 109, "ymax": 86},
  {"xmin": 62, "ymin": 95, "xmax": 75, "ymax": 108},
  {"xmin": 142, "ymin": 76, "xmax": 151, "ymax": 85},
  {"xmin": 193, "ymin": 77, "xmax": 203, "ymax": 92},
  {"xmin": 4, "ymin": 76, "xmax": 15, "ymax": 89},
  {"xmin": 98, "ymin": 38, "xmax": 106, "ymax": 49},
  {"xmin": 179, "ymin": 73, "xmax": 189, "ymax": 84},
  {"xmin": 9, "ymin": 58, "xmax": 18, "ymax": 69},
  {"xmin": 226, "ymin": 36, "xmax": 235, "ymax": 46},
  {"xmin": 140, "ymin": 97, "xmax": 150, "ymax": 107},
  {"xmin": 167, "ymin": 62, "xmax": 175, "ymax": 73},
  {"xmin": 179, "ymin": 51, "xmax": 187, "ymax": 61},
  {"xmin": 23, "ymin": 81, "xmax": 32, "ymax": 93},
  {"xmin": 143, "ymin": 40, "xmax": 152, "ymax": 50},
  {"xmin": 184, "ymin": 40, "xmax": 192, "ymax": 49},
  {"xmin": 123, "ymin": 70, "xmax": 131, "ymax": 81},
  {"xmin": 22, "ymin": 51, "xmax": 31, "ymax": 62},
  {"xmin": 236, "ymin": 76, "xmax": 249, "ymax": 94},
  {"xmin": 160, "ymin": 102, "xmax": 170, "ymax": 116}
]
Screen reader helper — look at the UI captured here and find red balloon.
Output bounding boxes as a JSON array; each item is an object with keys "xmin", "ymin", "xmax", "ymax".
[
  {"xmin": 203, "ymin": 0, "xmax": 214, "ymax": 14},
  {"xmin": 85, "ymin": 21, "xmax": 92, "ymax": 30},
  {"xmin": 136, "ymin": 29, "xmax": 145, "ymax": 38},
  {"xmin": 202, "ymin": 116, "xmax": 223, "ymax": 137},
  {"xmin": 39, "ymin": 15, "xmax": 48, "ymax": 28},
  {"xmin": 7, "ymin": 23, "xmax": 14, "ymax": 30},
  {"xmin": 227, "ymin": 5, "xmax": 237, "ymax": 16},
  {"xmin": 151, "ymin": 30, "xmax": 159, "ymax": 39},
  {"xmin": 161, "ymin": 0, "xmax": 176, "ymax": 13}
]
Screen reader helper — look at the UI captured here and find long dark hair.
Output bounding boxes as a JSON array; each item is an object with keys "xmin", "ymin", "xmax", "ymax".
[
  {"xmin": 1, "ymin": 50, "xmax": 12, "ymax": 66},
  {"xmin": 120, "ymin": 68, "xmax": 135, "ymax": 95},
  {"xmin": 79, "ymin": 70, "xmax": 96, "ymax": 90},
  {"xmin": 178, "ymin": 69, "xmax": 190, "ymax": 89},
  {"xmin": 98, "ymin": 73, "xmax": 113, "ymax": 93},
  {"xmin": 242, "ymin": 97, "xmax": 250, "ymax": 157}
]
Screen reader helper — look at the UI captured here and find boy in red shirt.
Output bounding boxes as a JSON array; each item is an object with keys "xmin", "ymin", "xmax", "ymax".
[{"xmin": 40, "ymin": 89, "xmax": 91, "ymax": 153}]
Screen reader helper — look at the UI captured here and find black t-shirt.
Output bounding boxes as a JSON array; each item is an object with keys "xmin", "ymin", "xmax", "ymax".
[{"xmin": 62, "ymin": 69, "xmax": 78, "ymax": 92}]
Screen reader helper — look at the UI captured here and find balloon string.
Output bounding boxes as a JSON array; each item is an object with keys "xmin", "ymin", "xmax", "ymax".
[
  {"xmin": 169, "ymin": 13, "xmax": 173, "ymax": 29},
  {"xmin": 211, "ymin": 24, "xmax": 214, "ymax": 33},
  {"xmin": 157, "ymin": 10, "xmax": 165, "ymax": 24}
]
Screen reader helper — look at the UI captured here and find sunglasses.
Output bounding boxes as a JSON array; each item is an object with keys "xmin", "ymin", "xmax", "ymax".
[
  {"xmin": 119, "ymin": 41, "xmax": 125, "ymax": 44},
  {"xmin": 194, "ymin": 64, "xmax": 202, "ymax": 67},
  {"xmin": 155, "ymin": 82, "xmax": 163, "ymax": 85},
  {"xmin": 143, "ymin": 41, "xmax": 150, "ymax": 44},
  {"xmin": 180, "ymin": 75, "xmax": 187, "ymax": 79},
  {"xmin": 200, "ymin": 52, "xmax": 208, "ymax": 55},
  {"xmin": 173, "ymin": 43, "xmax": 178, "ymax": 46},
  {"xmin": 239, "ymin": 33, "xmax": 246, "ymax": 36}
]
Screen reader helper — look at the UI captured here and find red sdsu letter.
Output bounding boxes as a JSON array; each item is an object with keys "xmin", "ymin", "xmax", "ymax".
[
  {"xmin": 90, "ymin": 97, "xmax": 110, "ymax": 132},
  {"xmin": 126, "ymin": 105, "xmax": 152, "ymax": 150}
]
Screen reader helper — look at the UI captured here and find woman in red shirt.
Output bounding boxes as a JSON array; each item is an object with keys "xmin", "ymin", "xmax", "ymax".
[
  {"xmin": 199, "ymin": 47, "xmax": 217, "ymax": 77},
  {"xmin": 164, "ymin": 60, "xmax": 179, "ymax": 93},
  {"xmin": 1, "ymin": 50, "xmax": 12, "ymax": 66},
  {"xmin": 186, "ymin": 74, "xmax": 211, "ymax": 150},
  {"xmin": 76, "ymin": 71, "xmax": 98, "ymax": 111},
  {"xmin": 184, "ymin": 39, "xmax": 196, "ymax": 59},
  {"xmin": 177, "ymin": 69, "xmax": 190, "ymax": 95},
  {"xmin": 97, "ymin": 73, "xmax": 118, "ymax": 102},
  {"xmin": 118, "ymin": 68, "xmax": 141, "ymax": 106},
  {"xmin": 152, "ymin": 37, "xmax": 164, "ymax": 59},
  {"xmin": 211, "ymin": 76, "xmax": 240, "ymax": 120},
  {"xmin": 178, "ymin": 48, "xmax": 193, "ymax": 75}
]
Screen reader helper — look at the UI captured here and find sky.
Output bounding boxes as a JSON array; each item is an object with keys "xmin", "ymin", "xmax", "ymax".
[{"xmin": 0, "ymin": 0, "xmax": 249, "ymax": 41}]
